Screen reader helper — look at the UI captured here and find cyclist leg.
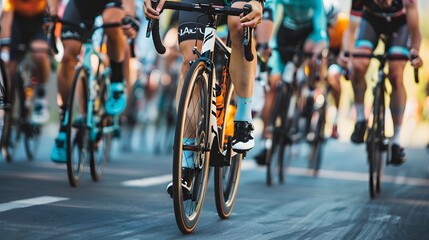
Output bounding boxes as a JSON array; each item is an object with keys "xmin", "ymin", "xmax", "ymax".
[
  {"xmin": 51, "ymin": 0, "xmax": 90, "ymax": 163},
  {"xmin": 228, "ymin": 0, "xmax": 263, "ymax": 152},
  {"xmin": 350, "ymin": 17, "xmax": 378, "ymax": 144},
  {"xmin": 386, "ymin": 23, "xmax": 410, "ymax": 165},
  {"xmin": 29, "ymin": 17, "xmax": 51, "ymax": 124},
  {"xmin": 102, "ymin": 2, "xmax": 128, "ymax": 115},
  {"xmin": 327, "ymin": 50, "xmax": 342, "ymax": 139}
]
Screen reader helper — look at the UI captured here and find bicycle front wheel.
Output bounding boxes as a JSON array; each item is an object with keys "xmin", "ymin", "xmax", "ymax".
[
  {"xmin": 0, "ymin": 60, "xmax": 14, "ymax": 162},
  {"xmin": 172, "ymin": 59, "xmax": 210, "ymax": 234},
  {"xmin": 66, "ymin": 67, "xmax": 89, "ymax": 187},
  {"xmin": 214, "ymin": 82, "xmax": 243, "ymax": 219},
  {"xmin": 308, "ymin": 99, "xmax": 327, "ymax": 176},
  {"xmin": 367, "ymin": 85, "xmax": 384, "ymax": 198},
  {"xmin": 2, "ymin": 74, "xmax": 24, "ymax": 162},
  {"xmin": 90, "ymin": 73, "xmax": 112, "ymax": 182}
]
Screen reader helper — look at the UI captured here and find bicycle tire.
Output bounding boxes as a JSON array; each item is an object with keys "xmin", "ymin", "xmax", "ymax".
[
  {"xmin": 214, "ymin": 78, "xmax": 243, "ymax": 219},
  {"xmin": 266, "ymin": 84, "xmax": 291, "ymax": 186},
  {"xmin": 0, "ymin": 60, "xmax": 14, "ymax": 162},
  {"xmin": 367, "ymin": 84, "xmax": 383, "ymax": 198},
  {"xmin": 172, "ymin": 59, "xmax": 210, "ymax": 234},
  {"xmin": 66, "ymin": 67, "xmax": 89, "ymax": 187},
  {"xmin": 90, "ymin": 69, "xmax": 112, "ymax": 182},
  {"xmin": 308, "ymin": 99, "xmax": 327, "ymax": 176},
  {"xmin": 2, "ymin": 74, "xmax": 24, "ymax": 162}
]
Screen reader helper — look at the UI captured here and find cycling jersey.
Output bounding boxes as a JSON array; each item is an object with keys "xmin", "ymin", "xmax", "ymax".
[
  {"xmin": 272, "ymin": 0, "xmax": 327, "ymax": 42},
  {"xmin": 3, "ymin": 0, "xmax": 46, "ymax": 17},
  {"xmin": 268, "ymin": 0, "xmax": 328, "ymax": 76},
  {"xmin": 352, "ymin": 0, "xmax": 410, "ymax": 56},
  {"xmin": 61, "ymin": 0, "xmax": 123, "ymax": 41},
  {"xmin": 351, "ymin": 0, "xmax": 406, "ymax": 19}
]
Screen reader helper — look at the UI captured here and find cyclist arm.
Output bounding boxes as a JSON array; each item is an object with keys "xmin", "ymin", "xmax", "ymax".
[
  {"xmin": 310, "ymin": 0, "xmax": 329, "ymax": 47},
  {"xmin": 338, "ymin": 1, "xmax": 361, "ymax": 67},
  {"xmin": 405, "ymin": 0, "xmax": 423, "ymax": 68}
]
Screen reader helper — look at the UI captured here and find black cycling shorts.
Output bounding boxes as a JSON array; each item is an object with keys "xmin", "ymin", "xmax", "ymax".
[
  {"xmin": 10, "ymin": 12, "xmax": 47, "ymax": 61},
  {"xmin": 178, "ymin": 0, "xmax": 255, "ymax": 43},
  {"xmin": 61, "ymin": 0, "xmax": 123, "ymax": 41},
  {"xmin": 355, "ymin": 12, "xmax": 410, "ymax": 56},
  {"xmin": 275, "ymin": 25, "xmax": 313, "ymax": 64}
]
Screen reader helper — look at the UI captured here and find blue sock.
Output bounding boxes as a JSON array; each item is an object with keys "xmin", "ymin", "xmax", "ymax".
[
  {"xmin": 182, "ymin": 138, "xmax": 195, "ymax": 169},
  {"xmin": 235, "ymin": 96, "xmax": 253, "ymax": 122}
]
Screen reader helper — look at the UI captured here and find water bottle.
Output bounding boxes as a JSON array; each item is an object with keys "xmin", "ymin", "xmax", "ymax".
[{"xmin": 215, "ymin": 83, "xmax": 224, "ymax": 126}]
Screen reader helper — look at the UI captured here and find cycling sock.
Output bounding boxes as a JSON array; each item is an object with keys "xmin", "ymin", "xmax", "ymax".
[
  {"xmin": 110, "ymin": 60, "xmax": 124, "ymax": 83},
  {"xmin": 235, "ymin": 96, "xmax": 253, "ymax": 123},
  {"xmin": 391, "ymin": 125, "xmax": 401, "ymax": 145},
  {"xmin": 355, "ymin": 103, "xmax": 365, "ymax": 122},
  {"xmin": 182, "ymin": 138, "xmax": 195, "ymax": 169}
]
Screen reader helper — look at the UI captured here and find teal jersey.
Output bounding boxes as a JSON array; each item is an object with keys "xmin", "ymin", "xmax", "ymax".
[{"xmin": 267, "ymin": 0, "xmax": 328, "ymax": 75}]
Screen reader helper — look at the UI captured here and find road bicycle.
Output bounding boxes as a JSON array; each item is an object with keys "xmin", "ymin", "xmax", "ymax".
[
  {"xmin": 0, "ymin": 47, "xmax": 50, "ymax": 162},
  {"xmin": 50, "ymin": 18, "xmax": 135, "ymax": 187},
  {"xmin": 265, "ymin": 47, "xmax": 326, "ymax": 185},
  {"xmin": 148, "ymin": 1, "xmax": 254, "ymax": 234},
  {"xmin": 345, "ymin": 36, "xmax": 419, "ymax": 198}
]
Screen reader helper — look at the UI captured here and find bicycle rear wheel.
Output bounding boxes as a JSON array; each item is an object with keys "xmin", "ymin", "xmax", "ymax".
[
  {"xmin": 266, "ymin": 84, "xmax": 291, "ymax": 186},
  {"xmin": 367, "ymin": 85, "xmax": 384, "ymax": 198},
  {"xmin": 66, "ymin": 67, "xmax": 89, "ymax": 187},
  {"xmin": 214, "ymin": 81, "xmax": 243, "ymax": 219},
  {"xmin": 172, "ymin": 59, "xmax": 210, "ymax": 234},
  {"xmin": 2, "ymin": 74, "xmax": 24, "ymax": 162},
  {"xmin": 308, "ymin": 97, "xmax": 327, "ymax": 176},
  {"xmin": 90, "ymin": 72, "xmax": 112, "ymax": 182},
  {"xmin": 0, "ymin": 60, "xmax": 13, "ymax": 161}
]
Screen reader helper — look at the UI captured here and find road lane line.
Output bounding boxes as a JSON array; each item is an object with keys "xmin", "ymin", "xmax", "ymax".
[
  {"xmin": 122, "ymin": 174, "xmax": 171, "ymax": 187},
  {"xmin": 241, "ymin": 160, "xmax": 429, "ymax": 187},
  {"xmin": 122, "ymin": 161, "xmax": 429, "ymax": 188},
  {"xmin": 0, "ymin": 196, "xmax": 69, "ymax": 213}
]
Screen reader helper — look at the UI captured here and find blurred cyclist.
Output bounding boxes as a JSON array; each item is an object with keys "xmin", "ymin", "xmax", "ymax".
[
  {"xmin": 144, "ymin": 0, "xmax": 264, "ymax": 196},
  {"xmin": 48, "ymin": 0, "xmax": 137, "ymax": 163},
  {"xmin": 340, "ymin": 0, "xmax": 423, "ymax": 165},
  {"xmin": 254, "ymin": 0, "xmax": 329, "ymax": 165},
  {"xmin": 0, "ymin": 0, "xmax": 51, "ymax": 124}
]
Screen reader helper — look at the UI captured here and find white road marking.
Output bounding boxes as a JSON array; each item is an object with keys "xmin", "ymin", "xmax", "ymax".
[
  {"xmin": 122, "ymin": 174, "xmax": 171, "ymax": 187},
  {"xmin": 122, "ymin": 161, "xmax": 429, "ymax": 188},
  {"xmin": 0, "ymin": 196, "xmax": 69, "ymax": 213}
]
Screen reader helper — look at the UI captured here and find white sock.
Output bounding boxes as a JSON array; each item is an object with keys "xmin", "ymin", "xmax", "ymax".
[
  {"xmin": 355, "ymin": 103, "xmax": 365, "ymax": 122},
  {"xmin": 391, "ymin": 125, "xmax": 401, "ymax": 145}
]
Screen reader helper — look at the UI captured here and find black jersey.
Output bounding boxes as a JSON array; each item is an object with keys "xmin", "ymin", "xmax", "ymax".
[{"xmin": 351, "ymin": 0, "xmax": 406, "ymax": 18}]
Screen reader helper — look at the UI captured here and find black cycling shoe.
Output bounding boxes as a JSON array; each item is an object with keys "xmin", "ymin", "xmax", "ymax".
[
  {"xmin": 166, "ymin": 168, "xmax": 194, "ymax": 200},
  {"xmin": 254, "ymin": 147, "xmax": 267, "ymax": 166},
  {"xmin": 351, "ymin": 121, "xmax": 367, "ymax": 144},
  {"xmin": 232, "ymin": 121, "xmax": 255, "ymax": 153},
  {"xmin": 390, "ymin": 144, "xmax": 406, "ymax": 166}
]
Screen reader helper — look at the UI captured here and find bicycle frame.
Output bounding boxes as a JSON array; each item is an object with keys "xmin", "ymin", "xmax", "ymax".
[
  {"xmin": 193, "ymin": 15, "xmax": 237, "ymax": 164},
  {"xmin": 61, "ymin": 34, "xmax": 119, "ymax": 141}
]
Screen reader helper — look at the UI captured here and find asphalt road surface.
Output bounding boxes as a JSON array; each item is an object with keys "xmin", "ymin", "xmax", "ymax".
[{"xmin": 1, "ymin": 121, "xmax": 429, "ymax": 239}]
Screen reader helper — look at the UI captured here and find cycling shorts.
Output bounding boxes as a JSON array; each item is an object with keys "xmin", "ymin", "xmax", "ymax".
[
  {"xmin": 61, "ymin": 0, "xmax": 123, "ymax": 41},
  {"xmin": 355, "ymin": 12, "xmax": 410, "ymax": 56},
  {"xmin": 275, "ymin": 25, "xmax": 313, "ymax": 64},
  {"xmin": 178, "ymin": 0, "xmax": 255, "ymax": 43},
  {"xmin": 10, "ymin": 12, "xmax": 47, "ymax": 61}
]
